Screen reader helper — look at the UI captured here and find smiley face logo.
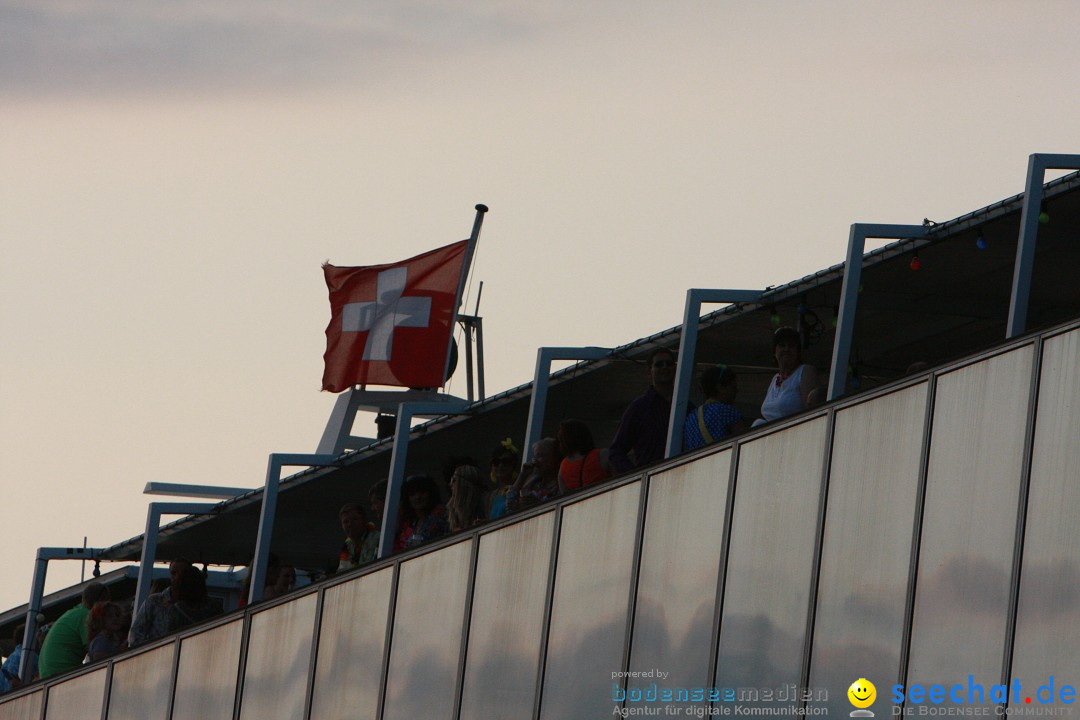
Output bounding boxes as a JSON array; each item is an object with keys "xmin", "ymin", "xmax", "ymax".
[{"xmin": 848, "ymin": 678, "xmax": 876, "ymax": 709}]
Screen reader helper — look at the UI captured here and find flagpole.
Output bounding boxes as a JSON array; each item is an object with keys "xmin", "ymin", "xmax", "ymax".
[
  {"xmin": 444, "ymin": 204, "xmax": 488, "ymax": 385},
  {"xmin": 458, "ymin": 204, "xmax": 488, "ymax": 309}
]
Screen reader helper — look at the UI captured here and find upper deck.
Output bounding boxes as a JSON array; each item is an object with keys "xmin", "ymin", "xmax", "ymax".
[{"xmin": 2, "ymin": 156, "xmax": 1078, "ymax": 720}]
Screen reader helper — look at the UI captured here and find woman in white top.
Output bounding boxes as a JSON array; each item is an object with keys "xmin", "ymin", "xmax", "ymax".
[{"xmin": 754, "ymin": 326, "xmax": 818, "ymax": 426}]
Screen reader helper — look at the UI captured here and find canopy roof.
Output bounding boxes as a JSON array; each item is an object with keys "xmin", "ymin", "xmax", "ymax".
[{"xmin": 22, "ymin": 169, "xmax": 1080, "ymax": 603}]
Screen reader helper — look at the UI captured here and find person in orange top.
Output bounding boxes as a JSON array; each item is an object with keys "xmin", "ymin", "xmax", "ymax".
[{"xmin": 557, "ymin": 419, "xmax": 612, "ymax": 493}]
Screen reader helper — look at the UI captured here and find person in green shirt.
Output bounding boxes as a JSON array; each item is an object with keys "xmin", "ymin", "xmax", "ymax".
[{"xmin": 37, "ymin": 582, "xmax": 110, "ymax": 679}]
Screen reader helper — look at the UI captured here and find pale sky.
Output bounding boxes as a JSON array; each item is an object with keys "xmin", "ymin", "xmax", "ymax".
[{"xmin": 2, "ymin": 0, "xmax": 1079, "ymax": 614}]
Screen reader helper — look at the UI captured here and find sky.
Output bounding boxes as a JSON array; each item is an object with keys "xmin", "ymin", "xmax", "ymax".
[{"xmin": 2, "ymin": 0, "xmax": 1079, "ymax": 614}]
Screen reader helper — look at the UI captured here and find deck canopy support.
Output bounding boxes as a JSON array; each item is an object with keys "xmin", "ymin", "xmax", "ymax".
[
  {"xmin": 665, "ymin": 289, "xmax": 764, "ymax": 458},
  {"xmin": 376, "ymin": 401, "xmax": 471, "ymax": 560},
  {"xmin": 1008, "ymin": 153, "xmax": 1080, "ymax": 338},
  {"xmin": 19, "ymin": 547, "xmax": 103, "ymax": 683},
  {"xmin": 828, "ymin": 224, "xmax": 928, "ymax": 402},
  {"xmin": 522, "ymin": 347, "xmax": 613, "ymax": 464}
]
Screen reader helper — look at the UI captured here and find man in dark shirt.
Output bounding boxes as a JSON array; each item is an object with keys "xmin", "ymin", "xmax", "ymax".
[{"xmin": 609, "ymin": 347, "xmax": 683, "ymax": 473}]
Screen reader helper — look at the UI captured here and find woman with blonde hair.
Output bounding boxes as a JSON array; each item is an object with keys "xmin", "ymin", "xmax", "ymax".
[{"xmin": 447, "ymin": 464, "xmax": 488, "ymax": 532}]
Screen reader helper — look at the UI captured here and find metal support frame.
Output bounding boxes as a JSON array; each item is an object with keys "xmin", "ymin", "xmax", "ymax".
[
  {"xmin": 616, "ymin": 471, "xmax": 652, "ymax": 712},
  {"xmin": 798, "ymin": 408, "xmax": 838, "ymax": 697},
  {"xmin": 315, "ymin": 388, "xmax": 468, "ymax": 456},
  {"xmin": 375, "ymin": 562, "xmax": 402, "ymax": 720},
  {"xmin": 315, "ymin": 388, "xmax": 379, "ymax": 456},
  {"xmin": 450, "ymin": 537, "xmax": 480, "ymax": 720},
  {"xmin": 827, "ymin": 224, "xmax": 928, "ymax": 402},
  {"xmin": 999, "ymin": 335, "xmax": 1045, "ymax": 693},
  {"xmin": 896, "ymin": 372, "xmax": 938, "ymax": 696},
  {"xmin": 664, "ymin": 289, "xmax": 764, "ymax": 458},
  {"xmin": 315, "ymin": 327, "xmax": 481, "ymax": 457},
  {"xmin": 1007, "ymin": 153, "xmax": 1080, "ymax": 338},
  {"xmin": 301, "ymin": 585, "xmax": 327, "ymax": 720},
  {"xmin": 521, "ymin": 347, "xmax": 612, "ymax": 464},
  {"xmin": 142, "ymin": 482, "xmax": 248, "ymax": 499},
  {"xmin": 706, "ymin": 444, "xmax": 742, "ymax": 698},
  {"xmin": 134, "ymin": 502, "xmax": 218, "ymax": 616},
  {"xmin": 164, "ymin": 633, "xmax": 183, "ymax": 720},
  {"xmin": 474, "ymin": 317, "xmax": 485, "ymax": 400},
  {"xmin": 232, "ymin": 602, "xmax": 254, "ymax": 720},
  {"xmin": 530, "ymin": 506, "xmax": 563, "ymax": 720},
  {"xmin": 19, "ymin": 546, "xmax": 103, "ymax": 682},
  {"xmin": 463, "ymin": 319, "xmax": 474, "ymax": 403},
  {"xmin": 375, "ymin": 400, "xmax": 471, "ymax": 560},
  {"xmin": 99, "ymin": 662, "xmax": 114, "ymax": 720},
  {"xmin": 249, "ymin": 454, "xmax": 338, "ymax": 605},
  {"xmin": 457, "ymin": 313, "xmax": 486, "ymax": 403}
]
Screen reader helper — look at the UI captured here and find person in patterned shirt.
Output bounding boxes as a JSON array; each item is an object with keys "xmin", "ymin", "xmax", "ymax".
[
  {"xmin": 394, "ymin": 475, "xmax": 449, "ymax": 551},
  {"xmin": 127, "ymin": 558, "xmax": 190, "ymax": 647},
  {"xmin": 683, "ymin": 364, "xmax": 748, "ymax": 451},
  {"xmin": 337, "ymin": 502, "xmax": 379, "ymax": 572}
]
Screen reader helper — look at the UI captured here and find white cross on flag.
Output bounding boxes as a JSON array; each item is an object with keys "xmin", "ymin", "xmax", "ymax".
[{"xmin": 322, "ymin": 239, "xmax": 468, "ymax": 392}]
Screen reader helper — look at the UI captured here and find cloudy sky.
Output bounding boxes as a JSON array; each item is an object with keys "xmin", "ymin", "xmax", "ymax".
[{"xmin": 2, "ymin": 0, "xmax": 1078, "ymax": 613}]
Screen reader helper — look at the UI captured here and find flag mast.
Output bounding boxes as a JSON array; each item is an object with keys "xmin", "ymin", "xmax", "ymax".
[{"xmin": 444, "ymin": 204, "xmax": 488, "ymax": 385}]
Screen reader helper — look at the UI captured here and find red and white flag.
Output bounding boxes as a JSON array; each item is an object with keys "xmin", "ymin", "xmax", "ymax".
[{"xmin": 322, "ymin": 239, "xmax": 469, "ymax": 392}]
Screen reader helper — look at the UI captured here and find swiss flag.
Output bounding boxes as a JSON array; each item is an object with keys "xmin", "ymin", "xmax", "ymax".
[{"xmin": 322, "ymin": 239, "xmax": 468, "ymax": 392}]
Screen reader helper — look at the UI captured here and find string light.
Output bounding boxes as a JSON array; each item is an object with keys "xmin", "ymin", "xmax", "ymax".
[
  {"xmin": 975, "ymin": 231, "xmax": 988, "ymax": 250},
  {"xmin": 910, "ymin": 254, "xmax": 922, "ymax": 271},
  {"xmin": 769, "ymin": 306, "xmax": 781, "ymax": 326},
  {"xmin": 1039, "ymin": 211, "xmax": 1051, "ymax": 225}
]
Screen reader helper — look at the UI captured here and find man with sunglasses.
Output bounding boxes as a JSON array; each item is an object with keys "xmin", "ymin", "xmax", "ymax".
[{"xmin": 609, "ymin": 347, "xmax": 687, "ymax": 473}]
